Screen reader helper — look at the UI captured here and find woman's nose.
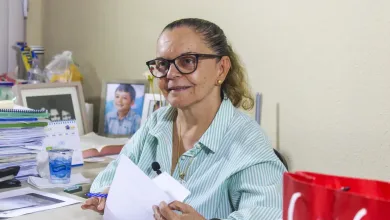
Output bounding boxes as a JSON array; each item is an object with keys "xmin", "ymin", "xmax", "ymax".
[{"xmin": 166, "ymin": 63, "xmax": 181, "ymax": 79}]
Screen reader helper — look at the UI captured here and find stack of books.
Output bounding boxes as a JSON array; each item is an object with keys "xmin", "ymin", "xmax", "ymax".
[{"xmin": 0, "ymin": 108, "xmax": 49, "ymax": 181}]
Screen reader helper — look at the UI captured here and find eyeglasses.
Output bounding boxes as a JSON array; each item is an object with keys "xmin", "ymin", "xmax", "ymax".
[{"xmin": 145, "ymin": 53, "xmax": 224, "ymax": 78}]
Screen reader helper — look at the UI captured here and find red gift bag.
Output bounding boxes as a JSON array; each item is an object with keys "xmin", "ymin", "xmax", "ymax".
[{"xmin": 283, "ymin": 171, "xmax": 390, "ymax": 220}]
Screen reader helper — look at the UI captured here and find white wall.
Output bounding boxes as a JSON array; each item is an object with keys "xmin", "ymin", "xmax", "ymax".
[
  {"xmin": 31, "ymin": 0, "xmax": 390, "ymax": 180},
  {"xmin": 0, "ymin": 0, "xmax": 24, "ymax": 73}
]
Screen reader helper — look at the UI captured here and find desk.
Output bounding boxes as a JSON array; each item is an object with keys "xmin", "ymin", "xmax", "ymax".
[
  {"xmin": 1, "ymin": 158, "xmax": 112, "ymax": 220},
  {"xmin": 14, "ymin": 193, "xmax": 101, "ymax": 220}
]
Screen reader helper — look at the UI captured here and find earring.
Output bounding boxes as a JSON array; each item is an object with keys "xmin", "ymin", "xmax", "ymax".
[{"xmin": 217, "ymin": 80, "xmax": 223, "ymax": 85}]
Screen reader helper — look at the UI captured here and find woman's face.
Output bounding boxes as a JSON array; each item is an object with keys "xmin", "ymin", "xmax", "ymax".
[
  {"xmin": 114, "ymin": 91, "xmax": 133, "ymax": 113},
  {"xmin": 156, "ymin": 27, "xmax": 227, "ymax": 109}
]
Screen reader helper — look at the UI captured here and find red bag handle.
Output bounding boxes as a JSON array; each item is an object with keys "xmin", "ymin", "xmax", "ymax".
[{"xmin": 287, "ymin": 192, "xmax": 368, "ymax": 220}]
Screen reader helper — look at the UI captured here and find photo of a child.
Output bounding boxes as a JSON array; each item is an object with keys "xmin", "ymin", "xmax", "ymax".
[{"xmin": 103, "ymin": 83, "xmax": 145, "ymax": 137}]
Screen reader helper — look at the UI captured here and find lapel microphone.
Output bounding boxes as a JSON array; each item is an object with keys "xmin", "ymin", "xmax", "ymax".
[{"xmin": 152, "ymin": 162, "xmax": 162, "ymax": 175}]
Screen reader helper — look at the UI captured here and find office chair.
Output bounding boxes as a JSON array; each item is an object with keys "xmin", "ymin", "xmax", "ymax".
[{"xmin": 273, "ymin": 149, "xmax": 288, "ymax": 171}]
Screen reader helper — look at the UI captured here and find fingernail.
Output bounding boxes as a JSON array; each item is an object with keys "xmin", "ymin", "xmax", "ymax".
[{"xmin": 160, "ymin": 201, "xmax": 167, "ymax": 207}]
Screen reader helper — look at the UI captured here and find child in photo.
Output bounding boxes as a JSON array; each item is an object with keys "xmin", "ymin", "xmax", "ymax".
[{"xmin": 104, "ymin": 84, "xmax": 141, "ymax": 136}]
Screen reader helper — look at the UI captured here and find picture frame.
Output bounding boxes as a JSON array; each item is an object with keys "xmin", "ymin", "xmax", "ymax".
[
  {"xmin": 98, "ymin": 80, "xmax": 148, "ymax": 138},
  {"xmin": 13, "ymin": 82, "xmax": 88, "ymax": 135},
  {"xmin": 141, "ymin": 93, "xmax": 167, "ymax": 126}
]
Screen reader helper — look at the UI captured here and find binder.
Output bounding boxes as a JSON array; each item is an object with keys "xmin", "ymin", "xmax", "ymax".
[
  {"xmin": 0, "ymin": 121, "xmax": 48, "ymax": 129},
  {"xmin": 0, "ymin": 109, "xmax": 49, "ymax": 118}
]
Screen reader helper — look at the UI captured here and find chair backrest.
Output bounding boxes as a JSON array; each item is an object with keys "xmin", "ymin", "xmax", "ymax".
[{"xmin": 273, "ymin": 149, "xmax": 288, "ymax": 171}]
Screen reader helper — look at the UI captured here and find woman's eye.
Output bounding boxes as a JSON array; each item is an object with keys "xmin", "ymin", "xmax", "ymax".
[
  {"xmin": 184, "ymin": 58, "xmax": 193, "ymax": 64},
  {"xmin": 159, "ymin": 61, "xmax": 169, "ymax": 67}
]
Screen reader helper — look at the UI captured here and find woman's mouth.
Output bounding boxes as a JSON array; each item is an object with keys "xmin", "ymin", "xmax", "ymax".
[{"xmin": 168, "ymin": 86, "xmax": 191, "ymax": 92}]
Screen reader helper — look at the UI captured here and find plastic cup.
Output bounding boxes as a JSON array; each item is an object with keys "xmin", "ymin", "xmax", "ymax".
[{"xmin": 48, "ymin": 149, "xmax": 73, "ymax": 184}]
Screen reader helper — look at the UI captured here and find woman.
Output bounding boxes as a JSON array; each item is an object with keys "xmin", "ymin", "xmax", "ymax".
[
  {"xmin": 82, "ymin": 18, "xmax": 285, "ymax": 220},
  {"xmin": 104, "ymin": 84, "xmax": 141, "ymax": 136}
]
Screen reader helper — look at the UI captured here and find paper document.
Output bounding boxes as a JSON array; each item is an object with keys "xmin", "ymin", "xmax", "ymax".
[
  {"xmin": 0, "ymin": 187, "xmax": 80, "ymax": 218},
  {"xmin": 104, "ymin": 155, "xmax": 190, "ymax": 220},
  {"xmin": 27, "ymin": 173, "xmax": 90, "ymax": 189}
]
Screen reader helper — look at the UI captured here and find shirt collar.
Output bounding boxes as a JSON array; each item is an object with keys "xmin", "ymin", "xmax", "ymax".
[
  {"xmin": 197, "ymin": 98, "xmax": 235, "ymax": 153},
  {"xmin": 149, "ymin": 98, "xmax": 235, "ymax": 153}
]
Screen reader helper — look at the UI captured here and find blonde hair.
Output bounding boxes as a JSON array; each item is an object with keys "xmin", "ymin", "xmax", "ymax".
[{"xmin": 163, "ymin": 18, "xmax": 254, "ymax": 110}]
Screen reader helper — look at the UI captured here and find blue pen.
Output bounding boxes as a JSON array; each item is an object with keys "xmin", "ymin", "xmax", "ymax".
[{"xmin": 85, "ymin": 193, "xmax": 108, "ymax": 198}]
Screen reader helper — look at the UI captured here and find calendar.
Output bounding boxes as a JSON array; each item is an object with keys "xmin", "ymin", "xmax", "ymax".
[{"xmin": 42, "ymin": 120, "xmax": 84, "ymax": 166}]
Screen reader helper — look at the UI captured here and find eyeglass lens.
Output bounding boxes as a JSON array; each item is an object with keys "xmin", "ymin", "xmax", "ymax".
[{"xmin": 148, "ymin": 54, "xmax": 198, "ymax": 77}]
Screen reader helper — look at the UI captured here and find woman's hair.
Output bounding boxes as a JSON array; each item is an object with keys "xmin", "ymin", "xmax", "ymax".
[
  {"xmin": 115, "ymin": 84, "xmax": 136, "ymax": 101},
  {"xmin": 162, "ymin": 18, "xmax": 254, "ymax": 110}
]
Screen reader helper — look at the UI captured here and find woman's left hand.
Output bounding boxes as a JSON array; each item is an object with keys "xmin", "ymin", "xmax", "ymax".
[{"xmin": 153, "ymin": 201, "xmax": 206, "ymax": 220}]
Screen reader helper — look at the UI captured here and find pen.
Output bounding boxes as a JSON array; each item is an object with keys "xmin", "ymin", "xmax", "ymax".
[{"xmin": 85, "ymin": 193, "xmax": 108, "ymax": 198}]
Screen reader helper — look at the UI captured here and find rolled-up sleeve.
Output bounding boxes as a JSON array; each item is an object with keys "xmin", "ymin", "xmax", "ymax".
[{"xmin": 225, "ymin": 161, "xmax": 285, "ymax": 220}]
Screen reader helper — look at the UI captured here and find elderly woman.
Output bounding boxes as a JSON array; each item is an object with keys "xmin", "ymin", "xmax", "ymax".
[{"xmin": 82, "ymin": 18, "xmax": 285, "ymax": 220}]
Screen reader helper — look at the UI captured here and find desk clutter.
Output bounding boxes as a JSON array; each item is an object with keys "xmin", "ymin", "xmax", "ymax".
[{"xmin": 0, "ymin": 108, "xmax": 49, "ymax": 184}]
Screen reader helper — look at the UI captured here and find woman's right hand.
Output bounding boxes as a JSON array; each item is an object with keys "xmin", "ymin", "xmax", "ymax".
[{"xmin": 81, "ymin": 188, "xmax": 109, "ymax": 214}]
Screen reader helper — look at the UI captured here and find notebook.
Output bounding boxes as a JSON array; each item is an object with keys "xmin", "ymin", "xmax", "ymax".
[
  {"xmin": 42, "ymin": 120, "xmax": 84, "ymax": 166},
  {"xmin": 0, "ymin": 108, "xmax": 49, "ymax": 118}
]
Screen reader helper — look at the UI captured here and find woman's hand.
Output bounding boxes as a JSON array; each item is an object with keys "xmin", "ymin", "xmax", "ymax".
[
  {"xmin": 81, "ymin": 188, "xmax": 109, "ymax": 214},
  {"xmin": 153, "ymin": 201, "xmax": 206, "ymax": 220}
]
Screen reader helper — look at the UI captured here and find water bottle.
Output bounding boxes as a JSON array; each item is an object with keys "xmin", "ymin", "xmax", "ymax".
[{"xmin": 28, "ymin": 52, "xmax": 46, "ymax": 83}]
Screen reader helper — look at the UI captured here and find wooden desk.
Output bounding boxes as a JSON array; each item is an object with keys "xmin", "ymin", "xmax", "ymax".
[{"xmin": 2, "ymin": 158, "xmax": 112, "ymax": 220}]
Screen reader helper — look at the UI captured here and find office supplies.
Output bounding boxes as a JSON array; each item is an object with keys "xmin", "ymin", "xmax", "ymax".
[
  {"xmin": 85, "ymin": 193, "xmax": 108, "ymax": 198},
  {"xmin": 83, "ymin": 157, "xmax": 106, "ymax": 163},
  {"xmin": 104, "ymin": 155, "xmax": 190, "ymax": 220},
  {"xmin": 0, "ymin": 108, "xmax": 49, "ymax": 118},
  {"xmin": 27, "ymin": 173, "xmax": 90, "ymax": 189},
  {"xmin": 0, "ymin": 187, "xmax": 80, "ymax": 218},
  {"xmin": 0, "ymin": 108, "xmax": 49, "ymax": 180},
  {"xmin": 0, "ymin": 179, "xmax": 21, "ymax": 189},
  {"xmin": 43, "ymin": 120, "xmax": 84, "ymax": 166},
  {"xmin": 0, "ymin": 166, "xmax": 21, "ymax": 189},
  {"xmin": 64, "ymin": 185, "xmax": 82, "ymax": 194}
]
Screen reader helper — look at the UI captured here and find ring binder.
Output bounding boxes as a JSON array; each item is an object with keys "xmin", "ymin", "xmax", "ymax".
[
  {"xmin": 0, "ymin": 109, "xmax": 46, "ymax": 113},
  {"xmin": 47, "ymin": 120, "xmax": 77, "ymax": 125}
]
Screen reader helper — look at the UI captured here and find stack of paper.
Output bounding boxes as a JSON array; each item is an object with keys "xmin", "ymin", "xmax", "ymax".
[
  {"xmin": 27, "ymin": 173, "xmax": 90, "ymax": 189},
  {"xmin": 0, "ymin": 108, "xmax": 49, "ymax": 180}
]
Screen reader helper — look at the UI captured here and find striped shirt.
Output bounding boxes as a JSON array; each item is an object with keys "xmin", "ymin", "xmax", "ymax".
[{"xmin": 91, "ymin": 98, "xmax": 285, "ymax": 220}]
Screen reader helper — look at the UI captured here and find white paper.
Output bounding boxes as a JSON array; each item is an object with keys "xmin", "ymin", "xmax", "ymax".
[
  {"xmin": 84, "ymin": 157, "xmax": 105, "ymax": 163},
  {"xmin": 12, "ymin": 105, "xmax": 33, "ymax": 110},
  {"xmin": 153, "ymin": 172, "xmax": 190, "ymax": 202},
  {"xmin": 104, "ymin": 155, "xmax": 190, "ymax": 220},
  {"xmin": 0, "ymin": 187, "xmax": 80, "ymax": 218},
  {"xmin": 27, "ymin": 173, "xmax": 90, "ymax": 189},
  {"xmin": 0, "ymin": 100, "xmax": 14, "ymax": 109}
]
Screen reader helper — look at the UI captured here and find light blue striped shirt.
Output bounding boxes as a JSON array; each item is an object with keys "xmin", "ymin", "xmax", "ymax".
[{"xmin": 91, "ymin": 98, "xmax": 285, "ymax": 219}]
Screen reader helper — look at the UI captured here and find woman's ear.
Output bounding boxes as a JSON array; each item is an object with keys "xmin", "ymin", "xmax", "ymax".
[{"xmin": 217, "ymin": 56, "xmax": 231, "ymax": 81}]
